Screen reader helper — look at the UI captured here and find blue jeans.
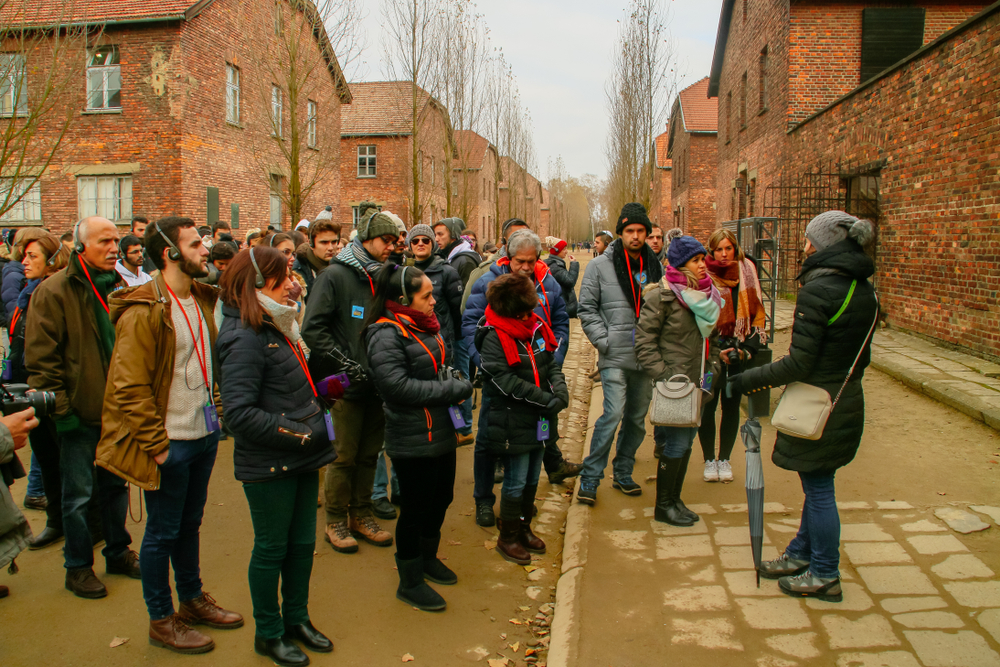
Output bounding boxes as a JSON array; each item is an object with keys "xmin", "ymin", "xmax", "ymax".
[
  {"xmin": 581, "ymin": 368, "xmax": 653, "ymax": 485},
  {"xmin": 26, "ymin": 451, "xmax": 45, "ymax": 497},
  {"xmin": 141, "ymin": 434, "xmax": 219, "ymax": 620},
  {"xmin": 452, "ymin": 337, "xmax": 473, "ymax": 435},
  {"xmin": 60, "ymin": 425, "xmax": 132, "ymax": 570},
  {"xmin": 786, "ymin": 471, "xmax": 840, "ymax": 579},
  {"xmin": 653, "ymin": 426, "xmax": 698, "ymax": 458},
  {"xmin": 372, "ymin": 447, "xmax": 400, "ymax": 501},
  {"xmin": 501, "ymin": 448, "xmax": 543, "ymax": 500}
]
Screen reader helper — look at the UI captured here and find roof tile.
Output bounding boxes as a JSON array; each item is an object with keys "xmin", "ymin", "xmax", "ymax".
[
  {"xmin": 341, "ymin": 81, "xmax": 432, "ymax": 136},
  {"xmin": 1, "ymin": 0, "xmax": 202, "ymax": 25},
  {"xmin": 678, "ymin": 77, "xmax": 718, "ymax": 133}
]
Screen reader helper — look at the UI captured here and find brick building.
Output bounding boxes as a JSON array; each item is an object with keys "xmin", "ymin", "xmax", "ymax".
[
  {"xmin": 709, "ymin": 0, "xmax": 1000, "ymax": 359},
  {"xmin": 497, "ymin": 156, "xmax": 545, "ymax": 234},
  {"xmin": 667, "ymin": 77, "xmax": 718, "ymax": 243},
  {"xmin": 649, "ymin": 130, "xmax": 672, "ymax": 229},
  {"xmin": 452, "ymin": 129, "xmax": 500, "ymax": 241},
  {"xmin": 339, "ymin": 81, "xmax": 451, "ymax": 228},
  {"xmin": 0, "ymin": 0, "xmax": 351, "ymax": 234}
]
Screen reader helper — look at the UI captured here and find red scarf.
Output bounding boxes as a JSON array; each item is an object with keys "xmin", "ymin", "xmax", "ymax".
[
  {"xmin": 385, "ymin": 300, "xmax": 440, "ymax": 333},
  {"xmin": 495, "ymin": 257, "xmax": 554, "ymax": 327},
  {"xmin": 484, "ymin": 305, "xmax": 558, "ymax": 366}
]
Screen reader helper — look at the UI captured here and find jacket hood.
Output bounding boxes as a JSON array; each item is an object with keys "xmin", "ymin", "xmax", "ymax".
[
  {"xmin": 799, "ymin": 239, "xmax": 874, "ymax": 282},
  {"xmin": 108, "ymin": 273, "xmax": 219, "ymax": 324}
]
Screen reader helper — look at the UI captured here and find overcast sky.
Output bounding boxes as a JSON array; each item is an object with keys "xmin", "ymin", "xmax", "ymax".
[{"xmin": 352, "ymin": 0, "xmax": 724, "ymax": 182}]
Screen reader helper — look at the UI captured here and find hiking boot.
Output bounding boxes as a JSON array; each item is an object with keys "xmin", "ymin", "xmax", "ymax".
[
  {"xmin": 717, "ymin": 459, "xmax": 734, "ymax": 483},
  {"xmin": 703, "ymin": 459, "xmax": 719, "ymax": 482},
  {"xmin": 149, "ymin": 614, "xmax": 215, "ymax": 654},
  {"xmin": 349, "ymin": 515, "xmax": 393, "ymax": 547},
  {"xmin": 475, "ymin": 500, "xmax": 496, "ymax": 527},
  {"xmin": 324, "ymin": 521, "xmax": 358, "ymax": 554},
  {"xmin": 23, "ymin": 495, "xmax": 47, "ymax": 510},
  {"xmin": 372, "ymin": 497, "xmax": 397, "ymax": 520},
  {"xmin": 106, "ymin": 548, "xmax": 141, "ymax": 579},
  {"xmin": 760, "ymin": 552, "xmax": 811, "ymax": 580},
  {"xmin": 612, "ymin": 476, "xmax": 642, "ymax": 496},
  {"xmin": 577, "ymin": 481, "xmax": 597, "ymax": 506},
  {"xmin": 456, "ymin": 432, "xmax": 475, "ymax": 447},
  {"xmin": 178, "ymin": 592, "xmax": 244, "ymax": 629},
  {"xmin": 779, "ymin": 570, "xmax": 842, "ymax": 602},
  {"xmin": 65, "ymin": 567, "xmax": 107, "ymax": 599},
  {"xmin": 548, "ymin": 460, "xmax": 582, "ymax": 485}
]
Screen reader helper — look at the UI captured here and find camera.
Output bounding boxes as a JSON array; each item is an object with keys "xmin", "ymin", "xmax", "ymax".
[
  {"xmin": 1, "ymin": 383, "xmax": 56, "ymax": 418},
  {"xmin": 720, "ymin": 337, "xmax": 742, "ymax": 365},
  {"xmin": 437, "ymin": 366, "xmax": 465, "ymax": 382}
]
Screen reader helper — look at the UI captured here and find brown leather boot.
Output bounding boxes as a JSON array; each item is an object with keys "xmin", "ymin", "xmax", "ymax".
[
  {"xmin": 349, "ymin": 515, "xmax": 393, "ymax": 547},
  {"xmin": 65, "ymin": 567, "xmax": 107, "ymax": 599},
  {"xmin": 496, "ymin": 518, "xmax": 531, "ymax": 565},
  {"xmin": 325, "ymin": 520, "xmax": 359, "ymax": 553},
  {"xmin": 149, "ymin": 614, "xmax": 215, "ymax": 654},
  {"xmin": 519, "ymin": 518, "xmax": 546, "ymax": 554},
  {"xmin": 177, "ymin": 593, "xmax": 244, "ymax": 629}
]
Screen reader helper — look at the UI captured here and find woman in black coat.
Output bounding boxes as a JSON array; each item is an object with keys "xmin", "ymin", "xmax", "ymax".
[
  {"xmin": 363, "ymin": 264, "xmax": 473, "ymax": 612},
  {"xmin": 475, "ymin": 273, "xmax": 569, "ymax": 566},
  {"xmin": 729, "ymin": 211, "xmax": 879, "ymax": 604},
  {"xmin": 217, "ymin": 247, "xmax": 336, "ymax": 666}
]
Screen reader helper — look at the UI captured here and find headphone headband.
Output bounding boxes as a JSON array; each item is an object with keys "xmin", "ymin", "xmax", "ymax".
[
  {"xmin": 154, "ymin": 221, "xmax": 182, "ymax": 263},
  {"xmin": 398, "ymin": 266, "xmax": 410, "ymax": 306},
  {"xmin": 249, "ymin": 247, "xmax": 265, "ymax": 289}
]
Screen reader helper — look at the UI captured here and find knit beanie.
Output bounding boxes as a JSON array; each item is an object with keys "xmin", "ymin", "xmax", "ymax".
[
  {"xmin": 545, "ymin": 236, "xmax": 567, "ymax": 254},
  {"xmin": 356, "ymin": 201, "xmax": 379, "ymax": 229},
  {"xmin": 383, "ymin": 211, "xmax": 407, "ymax": 237},
  {"xmin": 667, "ymin": 235, "xmax": 708, "ymax": 269},
  {"xmin": 407, "ymin": 223, "xmax": 435, "ymax": 249},
  {"xmin": 435, "ymin": 217, "xmax": 465, "ymax": 243},
  {"xmin": 666, "ymin": 227, "xmax": 684, "ymax": 244},
  {"xmin": 616, "ymin": 202, "xmax": 652, "ymax": 235},
  {"xmin": 315, "ymin": 206, "xmax": 333, "ymax": 222},
  {"xmin": 295, "ymin": 219, "xmax": 310, "ymax": 230},
  {"xmin": 805, "ymin": 210, "xmax": 875, "ymax": 252}
]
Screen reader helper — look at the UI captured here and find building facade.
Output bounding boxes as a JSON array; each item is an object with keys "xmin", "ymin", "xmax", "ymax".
[
  {"xmin": 650, "ymin": 130, "xmax": 673, "ymax": 229},
  {"xmin": 452, "ymin": 130, "xmax": 500, "ymax": 242},
  {"xmin": 667, "ymin": 77, "xmax": 718, "ymax": 243}
]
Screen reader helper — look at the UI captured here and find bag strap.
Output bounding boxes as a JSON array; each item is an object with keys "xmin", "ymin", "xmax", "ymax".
[
  {"xmin": 698, "ymin": 335, "xmax": 707, "ymax": 388},
  {"xmin": 831, "ymin": 290, "xmax": 880, "ymax": 408},
  {"xmin": 827, "ymin": 280, "xmax": 857, "ymax": 325}
]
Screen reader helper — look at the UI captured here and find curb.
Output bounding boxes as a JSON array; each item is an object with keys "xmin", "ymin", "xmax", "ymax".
[
  {"xmin": 871, "ymin": 352, "xmax": 1000, "ymax": 431},
  {"xmin": 548, "ymin": 481, "xmax": 589, "ymax": 667}
]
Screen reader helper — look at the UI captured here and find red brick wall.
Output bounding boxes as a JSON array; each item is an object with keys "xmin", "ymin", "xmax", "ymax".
[
  {"xmin": 650, "ymin": 166, "xmax": 672, "ymax": 228},
  {"xmin": 671, "ymin": 128, "xmax": 718, "ymax": 244}
]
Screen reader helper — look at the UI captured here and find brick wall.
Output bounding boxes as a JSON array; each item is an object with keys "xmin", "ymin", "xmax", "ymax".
[
  {"xmin": 671, "ymin": 127, "xmax": 718, "ymax": 244},
  {"xmin": 650, "ymin": 165, "xmax": 672, "ymax": 228},
  {"xmin": 453, "ymin": 143, "xmax": 499, "ymax": 242}
]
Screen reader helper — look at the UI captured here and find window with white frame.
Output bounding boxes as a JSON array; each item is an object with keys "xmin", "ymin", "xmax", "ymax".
[
  {"xmin": 352, "ymin": 206, "xmax": 360, "ymax": 227},
  {"xmin": 87, "ymin": 47, "xmax": 121, "ymax": 110},
  {"xmin": 0, "ymin": 54, "xmax": 28, "ymax": 117},
  {"xmin": 269, "ymin": 174, "xmax": 282, "ymax": 227},
  {"xmin": 0, "ymin": 178, "xmax": 42, "ymax": 223},
  {"xmin": 77, "ymin": 175, "xmax": 132, "ymax": 221},
  {"xmin": 307, "ymin": 100, "xmax": 317, "ymax": 148},
  {"xmin": 430, "ymin": 156, "xmax": 435, "ymax": 185},
  {"xmin": 357, "ymin": 145, "xmax": 376, "ymax": 177},
  {"xmin": 271, "ymin": 85, "xmax": 283, "ymax": 138},
  {"xmin": 226, "ymin": 64, "xmax": 240, "ymax": 124}
]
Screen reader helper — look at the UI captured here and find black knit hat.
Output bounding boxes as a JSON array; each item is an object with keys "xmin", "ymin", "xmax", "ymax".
[{"xmin": 616, "ymin": 202, "xmax": 651, "ymax": 235}]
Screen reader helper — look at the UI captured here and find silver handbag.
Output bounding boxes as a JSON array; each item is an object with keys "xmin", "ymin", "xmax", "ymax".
[{"xmin": 650, "ymin": 337, "xmax": 707, "ymax": 428}]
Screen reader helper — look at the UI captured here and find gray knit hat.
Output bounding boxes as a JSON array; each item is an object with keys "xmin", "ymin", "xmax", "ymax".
[
  {"xmin": 434, "ymin": 217, "xmax": 465, "ymax": 243},
  {"xmin": 805, "ymin": 211, "xmax": 874, "ymax": 252},
  {"xmin": 407, "ymin": 223, "xmax": 436, "ymax": 250},
  {"xmin": 357, "ymin": 211, "xmax": 400, "ymax": 241}
]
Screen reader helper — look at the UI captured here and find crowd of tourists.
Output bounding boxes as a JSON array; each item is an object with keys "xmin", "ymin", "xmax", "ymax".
[{"xmin": 0, "ymin": 199, "xmax": 877, "ymax": 663}]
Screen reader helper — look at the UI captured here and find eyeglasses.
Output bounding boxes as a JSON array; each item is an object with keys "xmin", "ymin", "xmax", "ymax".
[
  {"xmin": 411, "ymin": 237, "xmax": 432, "ymax": 246},
  {"xmin": 379, "ymin": 235, "xmax": 398, "ymax": 245}
]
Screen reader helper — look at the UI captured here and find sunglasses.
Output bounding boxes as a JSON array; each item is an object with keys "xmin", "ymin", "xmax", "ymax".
[{"xmin": 411, "ymin": 237, "xmax": 432, "ymax": 246}]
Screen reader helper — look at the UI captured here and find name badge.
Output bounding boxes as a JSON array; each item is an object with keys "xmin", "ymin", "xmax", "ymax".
[
  {"xmin": 324, "ymin": 411, "xmax": 336, "ymax": 442},
  {"xmin": 702, "ymin": 371, "xmax": 714, "ymax": 392},
  {"xmin": 537, "ymin": 417, "xmax": 549, "ymax": 441},
  {"xmin": 536, "ymin": 338, "xmax": 546, "ymax": 352},
  {"xmin": 204, "ymin": 404, "xmax": 220, "ymax": 433},
  {"xmin": 638, "ymin": 271, "xmax": 647, "ymax": 286},
  {"xmin": 351, "ymin": 305, "xmax": 365, "ymax": 319},
  {"xmin": 448, "ymin": 405, "xmax": 466, "ymax": 429},
  {"xmin": 0, "ymin": 360, "xmax": 10, "ymax": 382}
]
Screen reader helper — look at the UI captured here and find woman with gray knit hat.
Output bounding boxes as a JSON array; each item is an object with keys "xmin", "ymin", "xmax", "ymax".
[{"xmin": 728, "ymin": 210, "xmax": 878, "ymax": 603}]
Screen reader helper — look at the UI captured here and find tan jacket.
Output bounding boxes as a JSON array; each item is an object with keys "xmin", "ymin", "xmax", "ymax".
[
  {"xmin": 634, "ymin": 283, "xmax": 721, "ymax": 386},
  {"xmin": 96, "ymin": 274, "xmax": 221, "ymax": 491}
]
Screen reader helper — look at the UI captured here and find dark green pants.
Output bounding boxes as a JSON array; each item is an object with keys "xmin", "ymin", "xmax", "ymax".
[{"xmin": 244, "ymin": 471, "xmax": 319, "ymax": 639}]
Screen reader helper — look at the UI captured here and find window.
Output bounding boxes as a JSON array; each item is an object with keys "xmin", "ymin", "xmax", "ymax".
[
  {"xmin": 0, "ymin": 178, "xmax": 41, "ymax": 223},
  {"xmin": 77, "ymin": 175, "xmax": 132, "ymax": 221},
  {"xmin": 845, "ymin": 174, "xmax": 880, "ymax": 221},
  {"xmin": 725, "ymin": 91, "xmax": 732, "ymax": 143},
  {"xmin": 748, "ymin": 178, "xmax": 757, "ymax": 216},
  {"xmin": 357, "ymin": 145, "xmax": 376, "ymax": 177},
  {"xmin": 860, "ymin": 8, "xmax": 925, "ymax": 82},
  {"xmin": 86, "ymin": 47, "xmax": 121, "ymax": 110},
  {"xmin": 0, "ymin": 54, "xmax": 28, "ymax": 117},
  {"xmin": 307, "ymin": 100, "xmax": 317, "ymax": 148},
  {"xmin": 758, "ymin": 46, "xmax": 768, "ymax": 111},
  {"xmin": 226, "ymin": 64, "xmax": 240, "ymax": 124},
  {"xmin": 430, "ymin": 156, "xmax": 435, "ymax": 185},
  {"xmin": 740, "ymin": 71, "xmax": 747, "ymax": 128},
  {"xmin": 271, "ymin": 85, "xmax": 282, "ymax": 138},
  {"xmin": 269, "ymin": 174, "xmax": 282, "ymax": 228},
  {"xmin": 352, "ymin": 206, "xmax": 360, "ymax": 227},
  {"xmin": 418, "ymin": 151, "xmax": 424, "ymax": 182}
]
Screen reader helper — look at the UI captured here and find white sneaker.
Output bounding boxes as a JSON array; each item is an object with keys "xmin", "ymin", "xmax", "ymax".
[
  {"xmin": 718, "ymin": 460, "xmax": 734, "ymax": 483},
  {"xmin": 703, "ymin": 459, "xmax": 719, "ymax": 482}
]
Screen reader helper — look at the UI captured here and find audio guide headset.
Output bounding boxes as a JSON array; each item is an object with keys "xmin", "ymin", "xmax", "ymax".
[
  {"xmin": 73, "ymin": 219, "xmax": 84, "ymax": 254},
  {"xmin": 398, "ymin": 266, "xmax": 410, "ymax": 306},
  {"xmin": 154, "ymin": 221, "xmax": 182, "ymax": 262},
  {"xmin": 249, "ymin": 247, "xmax": 265, "ymax": 289}
]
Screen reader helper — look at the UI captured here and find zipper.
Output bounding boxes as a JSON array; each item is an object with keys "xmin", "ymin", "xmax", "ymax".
[{"xmin": 423, "ymin": 407, "xmax": 432, "ymax": 443}]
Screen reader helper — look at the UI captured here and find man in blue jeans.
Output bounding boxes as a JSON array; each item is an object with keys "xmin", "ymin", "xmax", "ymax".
[
  {"xmin": 576, "ymin": 203, "xmax": 664, "ymax": 505},
  {"xmin": 96, "ymin": 216, "xmax": 242, "ymax": 653},
  {"xmin": 26, "ymin": 216, "xmax": 138, "ymax": 599}
]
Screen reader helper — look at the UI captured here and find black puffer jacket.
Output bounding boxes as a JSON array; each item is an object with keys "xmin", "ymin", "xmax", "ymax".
[
  {"xmin": 543, "ymin": 255, "xmax": 580, "ymax": 318},
  {"xmin": 413, "ymin": 256, "xmax": 463, "ymax": 352},
  {"xmin": 475, "ymin": 323, "xmax": 569, "ymax": 455},
  {"xmin": 365, "ymin": 312, "xmax": 473, "ymax": 460},
  {"xmin": 217, "ymin": 304, "xmax": 336, "ymax": 482},
  {"xmin": 736, "ymin": 240, "xmax": 878, "ymax": 474}
]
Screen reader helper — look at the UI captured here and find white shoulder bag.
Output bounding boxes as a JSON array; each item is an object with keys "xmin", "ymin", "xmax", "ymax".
[{"xmin": 649, "ymin": 336, "xmax": 707, "ymax": 428}]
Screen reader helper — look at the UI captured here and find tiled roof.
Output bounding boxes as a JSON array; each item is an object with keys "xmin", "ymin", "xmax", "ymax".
[
  {"xmin": 0, "ymin": 0, "xmax": 210, "ymax": 26},
  {"xmin": 454, "ymin": 130, "xmax": 490, "ymax": 169},
  {"xmin": 341, "ymin": 81, "xmax": 433, "ymax": 136},
  {"xmin": 655, "ymin": 131, "xmax": 672, "ymax": 168},
  {"xmin": 678, "ymin": 77, "xmax": 718, "ymax": 133}
]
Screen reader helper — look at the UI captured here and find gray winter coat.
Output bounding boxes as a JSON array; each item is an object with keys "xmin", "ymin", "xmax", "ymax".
[
  {"xmin": 578, "ymin": 243, "xmax": 643, "ymax": 371},
  {"xmin": 0, "ymin": 427, "xmax": 31, "ymax": 568}
]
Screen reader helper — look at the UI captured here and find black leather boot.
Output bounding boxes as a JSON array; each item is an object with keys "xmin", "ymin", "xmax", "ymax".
[
  {"xmin": 653, "ymin": 458, "xmax": 695, "ymax": 526},
  {"xmin": 672, "ymin": 450, "xmax": 700, "ymax": 523},
  {"xmin": 420, "ymin": 536, "xmax": 457, "ymax": 585}
]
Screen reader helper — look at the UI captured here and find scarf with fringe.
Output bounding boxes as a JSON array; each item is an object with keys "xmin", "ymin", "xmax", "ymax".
[{"xmin": 706, "ymin": 257, "xmax": 768, "ymax": 344}]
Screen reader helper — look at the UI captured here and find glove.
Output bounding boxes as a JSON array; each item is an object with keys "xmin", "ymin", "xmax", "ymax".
[
  {"xmin": 726, "ymin": 372, "xmax": 744, "ymax": 399},
  {"xmin": 545, "ymin": 396, "xmax": 567, "ymax": 412}
]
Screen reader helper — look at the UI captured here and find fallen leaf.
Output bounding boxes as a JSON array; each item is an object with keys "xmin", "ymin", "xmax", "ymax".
[
  {"xmin": 523, "ymin": 565, "xmax": 539, "ymax": 573},
  {"xmin": 511, "ymin": 641, "xmax": 520, "ymax": 652},
  {"xmin": 518, "ymin": 606, "xmax": 530, "ymax": 611},
  {"xmin": 500, "ymin": 633, "xmax": 507, "ymax": 640},
  {"xmin": 485, "ymin": 540, "xmax": 497, "ymax": 550},
  {"xmin": 526, "ymin": 648, "xmax": 538, "ymax": 656},
  {"xmin": 508, "ymin": 618, "xmax": 523, "ymax": 625},
  {"xmin": 109, "ymin": 637, "xmax": 129, "ymax": 648},
  {"xmin": 937, "ymin": 492, "xmax": 947, "ymax": 496},
  {"xmin": 487, "ymin": 659, "xmax": 508, "ymax": 667},
  {"xmin": 214, "ymin": 502, "xmax": 224, "ymax": 506},
  {"xmin": 447, "ymin": 540, "xmax": 462, "ymax": 546},
  {"xmin": 402, "ymin": 653, "xmax": 415, "ymax": 663},
  {"xmin": 645, "ymin": 475, "xmax": 656, "ymax": 483}
]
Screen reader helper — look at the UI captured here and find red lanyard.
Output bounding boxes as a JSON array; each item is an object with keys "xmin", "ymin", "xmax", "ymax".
[
  {"xmin": 78, "ymin": 257, "xmax": 110, "ymax": 314},
  {"xmin": 522, "ymin": 325, "xmax": 542, "ymax": 387},
  {"xmin": 284, "ymin": 336, "xmax": 319, "ymax": 397},
  {"xmin": 164, "ymin": 283, "xmax": 210, "ymax": 395},
  {"xmin": 395, "ymin": 315, "xmax": 445, "ymax": 372},
  {"xmin": 624, "ymin": 251, "xmax": 643, "ymax": 319},
  {"xmin": 9, "ymin": 307, "xmax": 21, "ymax": 334}
]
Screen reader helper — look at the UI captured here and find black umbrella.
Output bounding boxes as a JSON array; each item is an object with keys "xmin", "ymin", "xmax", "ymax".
[{"xmin": 742, "ymin": 417, "xmax": 764, "ymax": 587}]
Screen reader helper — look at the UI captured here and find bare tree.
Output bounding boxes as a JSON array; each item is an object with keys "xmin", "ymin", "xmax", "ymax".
[
  {"xmin": 603, "ymin": 0, "xmax": 677, "ymax": 216},
  {"xmin": 236, "ymin": 0, "xmax": 350, "ymax": 226},
  {"xmin": 0, "ymin": 0, "xmax": 93, "ymax": 223},
  {"xmin": 323, "ymin": 0, "xmax": 370, "ymax": 81}
]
